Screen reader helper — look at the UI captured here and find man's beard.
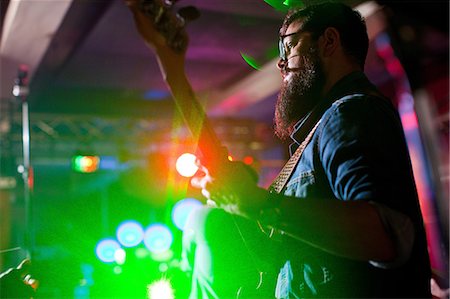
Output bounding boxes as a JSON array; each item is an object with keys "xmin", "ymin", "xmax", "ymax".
[{"xmin": 274, "ymin": 47, "xmax": 325, "ymax": 141}]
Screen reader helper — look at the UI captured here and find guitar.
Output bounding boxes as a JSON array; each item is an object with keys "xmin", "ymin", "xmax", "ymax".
[
  {"xmin": 126, "ymin": 0, "xmax": 228, "ymax": 173},
  {"xmin": 126, "ymin": 2, "xmax": 271, "ymax": 296}
]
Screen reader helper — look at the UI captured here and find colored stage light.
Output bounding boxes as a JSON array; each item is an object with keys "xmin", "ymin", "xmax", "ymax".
[
  {"xmin": 114, "ymin": 248, "xmax": 126, "ymax": 265},
  {"xmin": 175, "ymin": 153, "xmax": 198, "ymax": 177},
  {"xmin": 72, "ymin": 155, "xmax": 100, "ymax": 173},
  {"xmin": 171, "ymin": 198, "xmax": 203, "ymax": 231},
  {"xmin": 147, "ymin": 279, "xmax": 174, "ymax": 299},
  {"xmin": 143, "ymin": 224, "xmax": 173, "ymax": 254},
  {"xmin": 95, "ymin": 239, "xmax": 121, "ymax": 263},
  {"xmin": 243, "ymin": 156, "xmax": 254, "ymax": 165},
  {"xmin": 116, "ymin": 220, "xmax": 144, "ymax": 247}
]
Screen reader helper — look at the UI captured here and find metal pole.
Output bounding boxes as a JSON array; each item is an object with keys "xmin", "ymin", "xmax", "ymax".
[{"xmin": 13, "ymin": 65, "xmax": 32, "ymax": 259}]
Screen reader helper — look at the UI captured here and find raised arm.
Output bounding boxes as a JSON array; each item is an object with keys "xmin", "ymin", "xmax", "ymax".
[{"xmin": 125, "ymin": 0, "xmax": 227, "ymax": 171}]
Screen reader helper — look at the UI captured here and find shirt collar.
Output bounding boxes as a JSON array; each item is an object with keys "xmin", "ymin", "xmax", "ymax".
[{"xmin": 289, "ymin": 71, "xmax": 373, "ymax": 153}]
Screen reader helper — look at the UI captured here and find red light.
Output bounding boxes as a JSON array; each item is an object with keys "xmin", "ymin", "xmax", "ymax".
[{"xmin": 243, "ymin": 156, "xmax": 254, "ymax": 165}]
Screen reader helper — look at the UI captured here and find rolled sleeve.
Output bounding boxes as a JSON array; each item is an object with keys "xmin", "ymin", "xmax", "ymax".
[
  {"xmin": 318, "ymin": 96, "xmax": 387, "ymax": 201},
  {"xmin": 369, "ymin": 201, "xmax": 415, "ymax": 268},
  {"xmin": 317, "ymin": 95, "xmax": 416, "ymax": 267}
]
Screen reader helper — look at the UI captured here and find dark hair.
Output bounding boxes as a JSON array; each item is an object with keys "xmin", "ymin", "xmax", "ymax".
[{"xmin": 280, "ymin": 2, "xmax": 369, "ymax": 69}]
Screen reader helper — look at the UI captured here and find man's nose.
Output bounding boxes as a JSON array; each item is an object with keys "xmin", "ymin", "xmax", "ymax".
[{"xmin": 277, "ymin": 58, "xmax": 286, "ymax": 70}]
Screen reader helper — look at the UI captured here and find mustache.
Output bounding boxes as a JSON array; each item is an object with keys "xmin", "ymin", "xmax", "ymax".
[
  {"xmin": 281, "ymin": 54, "xmax": 303, "ymax": 73},
  {"xmin": 284, "ymin": 67, "xmax": 302, "ymax": 72}
]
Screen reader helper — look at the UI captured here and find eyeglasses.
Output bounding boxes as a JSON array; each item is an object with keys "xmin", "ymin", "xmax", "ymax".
[{"xmin": 278, "ymin": 30, "xmax": 304, "ymax": 61}]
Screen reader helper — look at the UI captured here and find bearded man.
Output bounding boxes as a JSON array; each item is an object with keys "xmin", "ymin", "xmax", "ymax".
[
  {"xmin": 126, "ymin": 1, "xmax": 432, "ymax": 298},
  {"xmin": 183, "ymin": 3, "xmax": 431, "ymax": 298}
]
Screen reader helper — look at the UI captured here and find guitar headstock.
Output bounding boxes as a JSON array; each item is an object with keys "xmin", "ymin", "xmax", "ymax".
[{"xmin": 138, "ymin": 0, "xmax": 200, "ymax": 54}]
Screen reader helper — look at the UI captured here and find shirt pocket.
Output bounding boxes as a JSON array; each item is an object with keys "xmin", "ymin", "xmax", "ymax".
[{"xmin": 284, "ymin": 170, "xmax": 316, "ymax": 198}]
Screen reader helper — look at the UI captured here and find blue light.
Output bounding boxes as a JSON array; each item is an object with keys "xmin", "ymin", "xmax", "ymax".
[
  {"xmin": 116, "ymin": 220, "xmax": 144, "ymax": 247},
  {"xmin": 143, "ymin": 89, "xmax": 170, "ymax": 101},
  {"xmin": 95, "ymin": 239, "xmax": 121, "ymax": 263},
  {"xmin": 99, "ymin": 156, "xmax": 120, "ymax": 170},
  {"xmin": 143, "ymin": 224, "xmax": 173, "ymax": 254},
  {"xmin": 171, "ymin": 198, "xmax": 203, "ymax": 231}
]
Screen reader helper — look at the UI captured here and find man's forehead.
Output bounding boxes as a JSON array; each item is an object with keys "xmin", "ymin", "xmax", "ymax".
[{"xmin": 284, "ymin": 19, "xmax": 304, "ymax": 35}]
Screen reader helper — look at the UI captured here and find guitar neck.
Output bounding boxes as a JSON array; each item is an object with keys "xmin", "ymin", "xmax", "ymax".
[
  {"xmin": 133, "ymin": 0, "xmax": 226, "ymax": 170},
  {"xmin": 155, "ymin": 48, "xmax": 227, "ymax": 171}
]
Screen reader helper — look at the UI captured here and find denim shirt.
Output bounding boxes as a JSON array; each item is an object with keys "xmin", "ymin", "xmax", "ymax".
[
  {"xmin": 285, "ymin": 93, "xmax": 397, "ymax": 201},
  {"xmin": 275, "ymin": 72, "xmax": 431, "ymax": 298}
]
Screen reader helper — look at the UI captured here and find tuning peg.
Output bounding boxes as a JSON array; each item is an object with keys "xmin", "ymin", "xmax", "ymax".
[{"xmin": 177, "ymin": 6, "xmax": 200, "ymax": 22}]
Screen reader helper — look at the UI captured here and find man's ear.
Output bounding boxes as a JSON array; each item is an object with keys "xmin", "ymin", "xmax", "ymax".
[{"xmin": 320, "ymin": 27, "xmax": 340, "ymax": 57}]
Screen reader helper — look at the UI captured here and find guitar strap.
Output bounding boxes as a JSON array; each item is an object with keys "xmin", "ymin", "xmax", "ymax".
[
  {"xmin": 255, "ymin": 117, "xmax": 321, "ymax": 242},
  {"xmin": 269, "ymin": 119, "xmax": 322, "ymax": 194},
  {"xmin": 269, "ymin": 91, "xmax": 374, "ymax": 194}
]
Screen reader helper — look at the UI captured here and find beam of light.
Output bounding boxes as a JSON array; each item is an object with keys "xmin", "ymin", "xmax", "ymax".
[
  {"xmin": 143, "ymin": 224, "xmax": 173, "ymax": 254},
  {"xmin": 171, "ymin": 198, "xmax": 203, "ymax": 231},
  {"xmin": 263, "ymin": 0, "xmax": 303, "ymax": 11},
  {"xmin": 283, "ymin": 0, "xmax": 304, "ymax": 9},
  {"xmin": 240, "ymin": 52, "xmax": 261, "ymax": 70},
  {"xmin": 175, "ymin": 153, "xmax": 199, "ymax": 177},
  {"xmin": 95, "ymin": 239, "xmax": 121, "ymax": 263},
  {"xmin": 263, "ymin": 0, "xmax": 287, "ymax": 11},
  {"xmin": 116, "ymin": 220, "xmax": 144, "ymax": 247},
  {"xmin": 147, "ymin": 279, "xmax": 174, "ymax": 299}
]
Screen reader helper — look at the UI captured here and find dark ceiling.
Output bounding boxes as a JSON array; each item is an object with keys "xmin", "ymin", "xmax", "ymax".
[
  {"xmin": 3, "ymin": 0, "xmax": 289, "ymax": 118},
  {"xmin": 1, "ymin": 0, "xmax": 448, "ymax": 118}
]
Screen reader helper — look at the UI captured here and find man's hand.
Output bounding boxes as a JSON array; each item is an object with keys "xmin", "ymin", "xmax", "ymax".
[
  {"xmin": 124, "ymin": 0, "xmax": 188, "ymax": 86},
  {"xmin": 191, "ymin": 161, "xmax": 269, "ymax": 218},
  {"xmin": 125, "ymin": 0, "xmax": 167, "ymax": 50},
  {"xmin": 124, "ymin": 0, "xmax": 188, "ymax": 56}
]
